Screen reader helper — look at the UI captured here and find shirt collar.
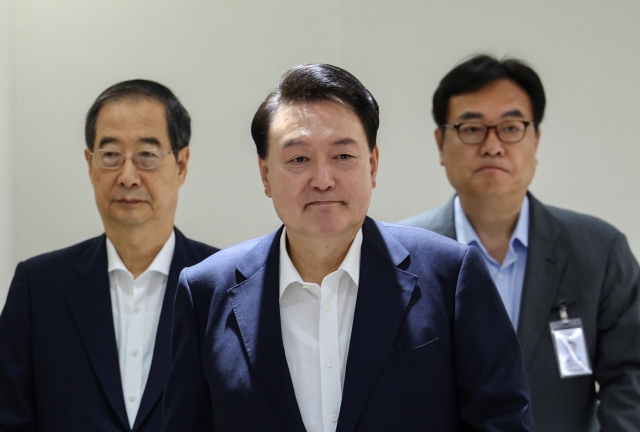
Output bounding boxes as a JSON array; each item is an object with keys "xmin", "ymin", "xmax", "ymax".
[
  {"xmin": 454, "ymin": 195, "xmax": 529, "ymax": 250},
  {"xmin": 106, "ymin": 230, "xmax": 176, "ymax": 278},
  {"xmin": 279, "ymin": 227, "xmax": 363, "ymax": 298}
]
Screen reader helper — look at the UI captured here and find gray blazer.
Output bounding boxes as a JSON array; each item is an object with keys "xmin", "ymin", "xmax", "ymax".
[{"xmin": 399, "ymin": 193, "xmax": 640, "ymax": 432}]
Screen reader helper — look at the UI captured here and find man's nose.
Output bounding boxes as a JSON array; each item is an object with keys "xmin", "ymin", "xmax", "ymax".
[
  {"xmin": 480, "ymin": 128, "xmax": 505, "ymax": 156},
  {"xmin": 117, "ymin": 158, "xmax": 142, "ymax": 188},
  {"xmin": 309, "ymin": 162, "xmax": 335, "ymax": 190}
]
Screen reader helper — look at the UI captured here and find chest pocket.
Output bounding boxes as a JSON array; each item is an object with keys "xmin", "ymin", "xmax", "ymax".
[{"xmin": 381, "ymin": 337, "xmax": 442, "ymax": 373}]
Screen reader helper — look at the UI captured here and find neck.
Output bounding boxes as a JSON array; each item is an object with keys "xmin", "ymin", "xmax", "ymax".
[
  {"xmin": 286, "ymin": 228, "xmax": 359, "ymax": 285},
  {"xmin": 105, "ymin": 222, "xmax": 173, "ymax": 278},
  {"xmin": 458, "ymin": 192, "xmax": 525, "ymax": 264}
]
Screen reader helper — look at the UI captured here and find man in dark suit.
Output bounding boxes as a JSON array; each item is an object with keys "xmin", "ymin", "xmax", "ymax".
[
  {"xmin": 0, "ymin": 80, "xmax": 218, "ymax": 431},
  {"xmin": 163, "ymin": 64, "xmax": 533, "ymax": 431},
  {"xmin": 400, "ymin": 55, "xmax": 640, "ymax": 431}
]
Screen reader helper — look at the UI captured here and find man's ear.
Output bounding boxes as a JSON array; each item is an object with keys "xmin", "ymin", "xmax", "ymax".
[
  {"xmin": 258, "ymin": 156, "xmax": 272, "ymax": 198},
  {"xmin": 84, "ymin": 148, "xmax": 93, "ymax": 175},
  {"xmin": 370, "ymin": 146, "xmax": 379, "ymax": 189},
  {"xmin": 176, "ymin": 146, "xmax": 190, "ymax": 186},
  {"xmin": 534, "ymin": 128, "xmax": 541, "ymax": 151},
  {"xmin": 435, "ymin": 128, "xmax": 446, "ymax": 166}
]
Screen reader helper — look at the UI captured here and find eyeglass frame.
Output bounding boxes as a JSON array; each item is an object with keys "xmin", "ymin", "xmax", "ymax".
[
  {"xmin": 442, "ymin": 120, "xmax": 536, "ymax": 145},
  {"xmin": 89, "ymin": 148, "xmax": 178, "ymax": 170}
]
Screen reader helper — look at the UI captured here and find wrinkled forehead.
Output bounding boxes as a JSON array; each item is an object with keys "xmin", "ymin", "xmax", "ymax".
[{"xmin": 94, "ymin": 98, "xmax": 170, "ymax": 149}]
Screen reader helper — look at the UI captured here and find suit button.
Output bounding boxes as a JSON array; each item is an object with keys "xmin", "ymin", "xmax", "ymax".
[
  {"xmin": 129, "ymin": 396, "xmax": 136, "ymax": 403},
  {"xmin": 331, "ymin": 414, "xmax": 338, "ymax": 422}
]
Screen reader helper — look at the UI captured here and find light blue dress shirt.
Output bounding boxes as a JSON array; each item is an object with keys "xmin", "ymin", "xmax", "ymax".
[{"xmin": 454, "ymin": 196, "xmax": 529, "ymax": 330}]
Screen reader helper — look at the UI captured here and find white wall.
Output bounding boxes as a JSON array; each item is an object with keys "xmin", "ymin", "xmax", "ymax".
[
  {"xmin": 6, "ymin": 0, "xmax": 640, "ymax": 303},
  {"xmin": 0, "ymin": 0, "xmax": 13, "ymax": 309}
]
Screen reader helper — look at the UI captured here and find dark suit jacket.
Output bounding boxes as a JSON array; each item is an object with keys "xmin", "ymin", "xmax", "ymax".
[
  {"xmin": 163, "ymin": 217, "xmax": 534, "ymax": 432},
  {"xmin": 0, "ymin": 228, "xmax": 218, "ymax": 432},
  {"xmin": 399, "ymin": 193, "xmax": 640, "ymax": 431}
]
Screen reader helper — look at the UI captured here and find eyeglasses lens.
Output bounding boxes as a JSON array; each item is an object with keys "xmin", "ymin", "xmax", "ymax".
[
  {"xmin": 95, "ymin": 149, "xmax": 163, "ymax": 169},
  {"xmin": 458, "ymin": 121, "xmax": 527, "ymax": 144}
]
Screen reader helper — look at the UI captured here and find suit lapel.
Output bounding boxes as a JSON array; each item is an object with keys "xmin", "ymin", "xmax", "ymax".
[
  {"xmin": 65, "ymin": 235, "xmax": 130, "ymax": 431},
  {"xmin": 337, "ymin": 219, "xmax": 417, "ymax": 432},
  {"xmin": 134, "ymin": 229, "xmax": 190, "ymax": 430},
  {"xmin": 229, "ymin": 228, "xmax": 307, "ymax": 432},
  {"xmin": 517, "ymin": 194, "xmax": 568, "ymax": 370}
]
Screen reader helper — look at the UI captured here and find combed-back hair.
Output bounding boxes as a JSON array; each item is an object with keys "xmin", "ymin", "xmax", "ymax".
[
  {"xmin": 432, "ymin": 55, "xmax": 546, "ymax": 129},
  {"xmin": 251, "ymin": 64, "xmax": 379, "ymax": 158},
  {"xmin": 85, "ymin": 79, "xmax": 191, "ymax": 152}
]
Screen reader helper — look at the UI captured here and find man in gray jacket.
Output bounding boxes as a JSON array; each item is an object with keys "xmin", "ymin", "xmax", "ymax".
[{"xmin": 400, "ymin": 54, "xmax": 640, "ymax": 431}]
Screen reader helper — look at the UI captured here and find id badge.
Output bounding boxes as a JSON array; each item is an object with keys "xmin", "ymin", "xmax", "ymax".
[{"xmin": 549, "ymin": 317, "xmax": 592, "ymax": 378}]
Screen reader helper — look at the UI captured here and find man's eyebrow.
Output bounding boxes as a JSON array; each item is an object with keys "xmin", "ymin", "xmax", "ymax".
[
  {"xmin": 281, "ymin": 137, "xmax": 358, "ymax": 148},
  {"xmin": 332, "ymin": 138, "xmax": 357, "ymax": 146},
  {"xmin": 457, "ymin": 109, "xmax": 526, "ymax": 122},
  {"xmin": 500, "ymin": 109, "xmax": 525, "ymax": 119},
  {"xmin": 282, "ymin": 139, "xmax": 307, "ymax": 149},
  {"xmin": 98, "ymin": 136, "xmax": 162, "ymax": 148},
  {"xmin": 98, "ymin": 136, "xmax": 119, "ymax": 148},
  {"xmin": 138, "ymin": 137, "xmax": 161, "ymax": 146},
  {"xmin": 458, "ymin": 112, "xmax": 484, "ymax": 121}
]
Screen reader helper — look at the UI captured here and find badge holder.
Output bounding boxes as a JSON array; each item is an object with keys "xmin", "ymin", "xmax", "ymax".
[{"xmin": 549, "ymin": 302, "xmax": 592, "ymax": 378}]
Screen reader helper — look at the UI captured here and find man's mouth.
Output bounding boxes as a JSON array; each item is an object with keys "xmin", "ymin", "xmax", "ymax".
[{"xmin": 115, "ymin": 198, "xmax": 144, "ymax": 204}]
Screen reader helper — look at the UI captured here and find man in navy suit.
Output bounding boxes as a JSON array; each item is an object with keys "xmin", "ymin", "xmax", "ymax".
[
  {"xmin": 0, "ymin": 80, "xmax": 218, "ymax": 431},
  {"xmin": 163, "ymin": 64, "xmax": 533, "ymax": 432}
]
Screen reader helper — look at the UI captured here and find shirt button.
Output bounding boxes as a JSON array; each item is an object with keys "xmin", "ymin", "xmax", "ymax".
[
  {"xmin": 331, "ymin": 414, "xmax": 338, "ymax": 422},
  {"xmin": 134, "ymin": 307, "xmax": 140, "ymax": 313},
  {"xmin": 327, "ymin": 359, "xmax": 334, "ymax": 367},
  {"xmin": 132, "ymin": 349, "xmax": 139, "ymax": 357},
  {"xmin": 128, "ymin": 396, "xmax": 136, "ymax": 403},
  {"xmin": 302, "ymin": 284, "xmax": 309, "ymax": 290},
  {"xmin": 325, "ymin": 304, "xmax": 332, "ymax": 312},
  {"xmin": 497, "ymin": 273, "xmax": 504, "ymax": 279}
]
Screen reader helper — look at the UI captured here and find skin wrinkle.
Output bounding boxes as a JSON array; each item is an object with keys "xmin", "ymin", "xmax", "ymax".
[
  {"xmin": 259, "ymin": 100, "xmax": 378, "ymax": 284},
  {"xmin": 84, "ymin": 98, "xmax": 189, "ymax": 277}
]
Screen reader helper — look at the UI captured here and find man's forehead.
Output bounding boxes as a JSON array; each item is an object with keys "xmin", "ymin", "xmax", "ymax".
[
  {"xmin": 96, "ymin": 98, "xmax": 167, "ymax": 129},
  {"xmin": 95, "ymin": 99, "xmax": 168, "ymax": 141},
  {"xmin": 448, "ymin": 79, "xmax": 533, "ymax": 121}
]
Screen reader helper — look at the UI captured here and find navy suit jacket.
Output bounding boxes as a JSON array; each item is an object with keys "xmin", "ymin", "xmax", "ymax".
[
  {"xmin": 0, "ymin": 228, "xmax": 218, "ymax": 432},
  {"xmin": 164, "ymin": 218, "xmax": 534, "ymax": 432}
]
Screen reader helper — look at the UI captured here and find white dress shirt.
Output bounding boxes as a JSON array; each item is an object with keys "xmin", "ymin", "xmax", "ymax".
[
  {"xmin": 279, "ymin": 228, "xmax": 362, "ymax": 432},
  {"xmin": 106, "ymin": 231, "xmax": 175, "ymax": 428}
]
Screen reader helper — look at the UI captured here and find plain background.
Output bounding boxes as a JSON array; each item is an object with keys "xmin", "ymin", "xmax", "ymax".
[{"xmin": 1, "ymin": 0, "xmax": 640, "ymax": 307}]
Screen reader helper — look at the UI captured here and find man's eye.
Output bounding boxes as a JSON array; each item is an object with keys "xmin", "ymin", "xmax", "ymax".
[
  {"xmin": 138, "ymin": 151, "xmax": 158, "ymax": 159},
  {"xmin": 462, "ymin": 126, "xmax": 482, "ymax": 134},
  {"xmin": 336, "ymin": 154, "xmax": 352, "ymax": 160},
  {"xmin": 291, "ymin": 156, "xmax": 307, "ymax": 163},
  {"xmin": 102, "ymin": 152, "xmax": 120, "ymax": 159}
]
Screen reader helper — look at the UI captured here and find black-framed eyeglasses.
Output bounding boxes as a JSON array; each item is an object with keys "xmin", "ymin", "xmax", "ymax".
[
  {"xmin": 90, "ymin": 148, "xmax": 177, "ymax": 170},
  {"xmin": 443, "ymin": 120, "xmax": 535, "ymax": 145}
]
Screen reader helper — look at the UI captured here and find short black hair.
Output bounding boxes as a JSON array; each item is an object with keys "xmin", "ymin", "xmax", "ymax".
[
  {"xmin": 251, "ymin": 64, "xmax": 379, "ymax": 159},
  {"xmin": 85, "ymin": 79, "xmax": 191, "ymax": 152},
  {"xmin": 432, "ymin": 55, "xmax": 546, "ymax": 129}
]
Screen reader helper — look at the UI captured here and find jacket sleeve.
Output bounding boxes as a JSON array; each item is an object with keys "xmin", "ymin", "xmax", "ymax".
[
  {"xmin": 594, "ymin": 232, "xmax": 640, "ymax": 429},
  {"xmin": 453, "ymin": 246, "xmax": 535, "ymax": 432},
  {"xmin": 163, "ymin": 268, "xmax": 215, "ymax": 432},
  {"xmin": 0, "ymin": 263, "xmax": 37, "ymax": 431}
]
